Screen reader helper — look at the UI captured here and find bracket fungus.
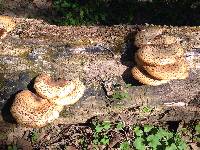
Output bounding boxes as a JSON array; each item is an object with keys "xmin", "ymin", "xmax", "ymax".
[
  {"xmin": 11, "ymin": 90, "xmax": 64, "ymax": 128},
  {"xmin": 11, "ymin": 74, "xmax": 85, "ymax": 128},
  {"xmin": 132, "ymin": 27, "xmax": 189, "ymax": 86},
  {"xmin": 34, "ymin": 74, "xmax": 77, "ymax": 100},
  {"xmin": 136, "ymin": 44, "xmax": 184, "ymax": 66}
]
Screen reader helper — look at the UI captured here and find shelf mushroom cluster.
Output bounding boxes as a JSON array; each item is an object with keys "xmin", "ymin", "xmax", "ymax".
[
  {"xmin": 11, "ymin": 74, "xmax": 85, "ymax": 128},
  {"xmin": 132, "ymin": 27, "xmax": 189, "ymax": 86}
]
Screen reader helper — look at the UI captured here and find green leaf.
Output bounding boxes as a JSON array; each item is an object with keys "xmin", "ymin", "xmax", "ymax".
[
  {"xmin": 134, "ymin": 126, "xmax": 143, "ymax": 137},
  {"xmin": 112, "ymin": 91, "xmax": 130, "ymax": 100},
  {"xmin": 102, "ymin": 121, "xmax": 111, "ymax": 130},
  {"xmin": 177, "ymin": 142, "xmax": 188, "ymax": 150},
  {"xmin": 95, "ymin": 124, "xmax": 103, "ymax": 133},
  {"xmin": 116, "ymin": 122, "xmax": 124, "ymax": 131},
  {"xmin": 141, "ymin": 106, "xmax": 152, "ymax": 113},
  {"xmin": 100, "ymin": 135, "xmax": 109, "ymax": 145},
  {"xmin": 144, "ymin": 125, "xmax": 154, "ymax": 133},
  {"xmin": 157, "ymin": 128, "xmax": 173, "ymax": 139},
  {"xmin": 147, "ymin": 134, "xmax": 161, "ymax": 149},
  {"xmin": 165, "ymin": 143, "xmax": 177, "ymax": 150},
  {"xmin": 133, "ymin": 137, "xmax": 145, "ymax": 150},
  {"xmin": 195, "ymin": 123, "xmax": 200, "ymax": 133},
  {"xmin": 120, "ymin": 141, "xmax": 130, "ymax": 150}
]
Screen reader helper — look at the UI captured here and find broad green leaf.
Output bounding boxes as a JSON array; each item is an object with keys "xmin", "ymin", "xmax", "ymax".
[
  {"xmin": 95, "ymin": 124, "xmax": 103, "ymax": 133},
  {"xmin": 116, "ymin": 122, "xmax": 124, "ymax": 131},
  {"xmin": 144, "ymin": 125, "xmax": 154, "ymax": 133},
  {"xmin": 102, "ymin": 121, "xmax": 111, "ymax": 130},
  {"xmin": 165, "ymin": 143, "xmax": 177, "ymax": 150},
  {"xmin": 120, "ymin": 141, "xmax": 130, "ymax": 150},
  {"xmin": 133, "ymin": 137, "xmax": 145, "ymax": 150},
  {"xmin": 100, "ymin": 135, "xmax": 109, "ymax": 145},
  {"xmin": 195, "ymin": 124, "xmax": 200, "ymax": 133},
  {"xmin": 147, "ymin": 135, "xmax": 161, "ymax": 149},
  {"xmin": 134, "ymin": 126, "xmax": 143, "ymax": 137}
]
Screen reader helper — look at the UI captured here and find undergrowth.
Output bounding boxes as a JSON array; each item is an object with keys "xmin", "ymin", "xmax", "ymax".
[{"xmin": 52, "ymin": 0, "xmax": 200, "ymax": 26}]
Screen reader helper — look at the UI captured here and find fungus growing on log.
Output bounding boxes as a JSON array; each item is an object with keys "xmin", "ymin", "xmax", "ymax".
[
  {"xmin": 131, "ymin": 66, "xmax": 170, "ymax": 86},
  {"xmin": 135, "ymin": 54, "xmax": 189, "ymax": 80},
  {"xmin": 34, "ymin": 74, "xmax": 77, "ymax": 100},
  {"xmin": 10, "ymin": 90, "xmax": 64, "ymax": 128},
  {"xmin": 132, "ymin": 27, "xmax": 189, "ymax": 85},
  {"xmin": 136, "ymin": 44, "xmax": 184, "ymax": 66},
  {"xmin": 11, "ymin": 74, "xmax": 85, "ymax": 128}
]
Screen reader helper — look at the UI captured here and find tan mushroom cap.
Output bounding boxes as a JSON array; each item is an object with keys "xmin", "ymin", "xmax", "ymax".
[
  {"xmin": 152, "ymin": 35, "xmax": 178, "ymax": 45},
  {"xmin": 131, "ymin": 66, "xmax": 169, "ymax": 86},
  {"xmin": 134, "ymin": 27, "xmax": 165, "ymax": 47},
  {"xmin": 11, "ymin": 90, "xmax": 64, "ymax": 128},
  {"xmin": 34, "ymin": 74, "xmax": 77, "ymax": 100},
  {"xmin": 135, "ymin": 54, "xmax": 189, "ymax": 80},
  {"xmin": 49, "ymin": 79, "xmax": 85, "ymax": 106},
  {"xmin": 0, "ymin": 16, "xmax": 16, "ymax": 39},
  {"xmin": 137, "ymin": 44, "xmax": 184, "ymax": 66},
  {"xmin": 143, "ymin": 58, "xmax": 189, "ymax": 80}
]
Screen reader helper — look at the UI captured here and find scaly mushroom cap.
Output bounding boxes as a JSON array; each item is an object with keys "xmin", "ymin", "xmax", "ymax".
[
  {"xmin": 34, "ymin": 74, "xmax": 77, "ymax": 99},
  {"xmin": 134, "ymin": 27, "xmax": 165, "ymax": 47},
  {"xmin": 0, "ymin": 16, "xmax": 16, "ymax": 39},
  {"xmin": 135, "ymin": 54, "xmax": 189, "ymax": 80},
  {"xmin": 11, "ymin": 90, "xmax": 64, "ymax": 128},
  {"xmin": 131, "ymin": 66, "xmax": 169, "ymax": 86},
  {"xmin": 49, "ymin": 79, "xmax": 85, "ymax": 106},
  {"xmin": 137, "ymin": 44, "xmax": 184, "ymax": 66}
]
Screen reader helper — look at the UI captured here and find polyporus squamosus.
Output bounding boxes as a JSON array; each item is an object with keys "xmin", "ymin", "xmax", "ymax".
[
  {"xmin": 34, "ymin": 74, "xmax": 85, "ymax": 106},
  {"xmin": 136, "ymin": 44, "xmax": 184, "ymax": 66},
  {"xmin": 134, "ymin": 27, "xmax": 179, "ymax": 47},
  {"xmin": 11, "ymin": 90, "xmax": 64, "ymax": 128},
  {"xmin": 131, "ymin": 66, "xmax": 170, "ymax": 86},
  {"xmin": 132, "ymin": 27, "xmax": 189, "ymax": 86},
  {"xmin": 0, "ymin": 16, "xmax": 16, "ymax": 39},
  {"xmin": 11, "ymin": 74, "xmax": 85, "ymax": 128},
  {"xmin": 135, "ymin": 53, "xmax": 189, "ymax": 80}
]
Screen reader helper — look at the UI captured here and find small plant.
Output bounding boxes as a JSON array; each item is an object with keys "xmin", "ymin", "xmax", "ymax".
[
  {"xmin": 30, "ymin": 131, "xmax": 39, "ymax": 143},
  {"xmin": 116, "ymin": 122, "xmax": 125, "ymax": 131},
  {"xmin": 112, "ymin": 91, "xmax": 130, "ymax": 100},
  {"xmin": 194, "ymin": 122, "xmax": 200, "ymax": 142},
  {"xmin": 133, "ymin": 125, "xmax": 188, "ymax": 150},
  {"xmin": 141, "ymin": 106, "xmax": 153, "ymax": 113},
  {"xmin": 92, "ymin": 120, "xmax": 111, "ymax": 147}
]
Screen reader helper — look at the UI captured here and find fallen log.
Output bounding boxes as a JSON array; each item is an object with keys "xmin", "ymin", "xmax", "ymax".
[{"xmin": 0, "ymin": 16, "xmax": 199, "ymax": 127}]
